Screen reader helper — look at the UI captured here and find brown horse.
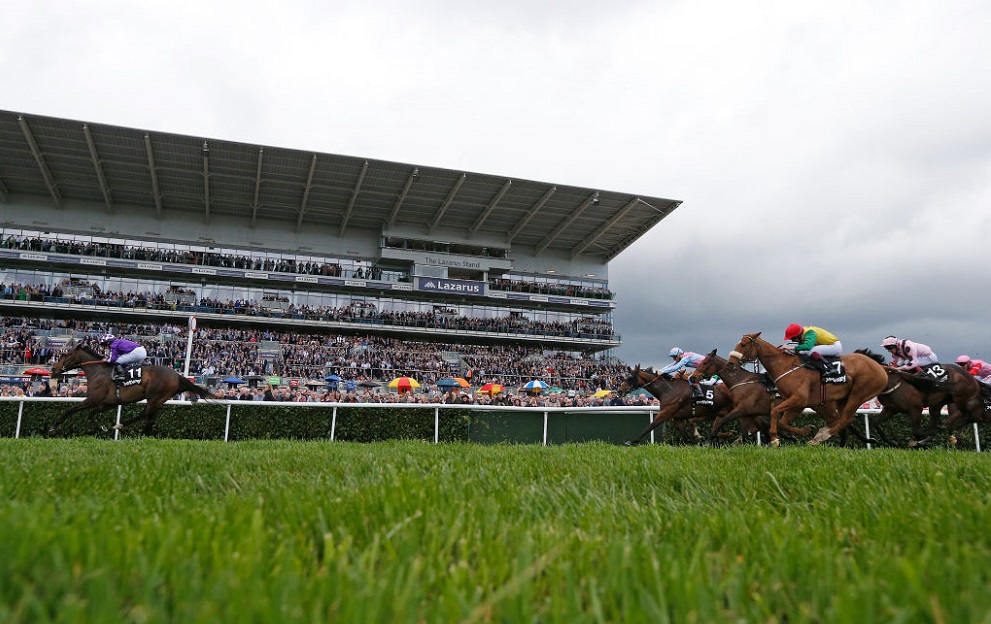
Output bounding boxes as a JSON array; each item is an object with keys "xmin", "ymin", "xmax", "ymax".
[
  {"xmin": 49, "ymin": 343, "xmax": 214, "ymax": 435},
  {"xmin": 617, "ymin": 365, "xmax": 734, "ymax": 445},
  {"xmin": 855, "ymin": 348, "xmax": 980, "ymax": 446},
  {"xmin": 691, "ymin": 349, "xmax": 772, "ymax": 441},
  {"xmin": 728, "ymin": 332, "xmax": 888, "ymax": 446},
  {"xmin": 942, "ymin": 383, "xmax": 991, "ymax": 446}
]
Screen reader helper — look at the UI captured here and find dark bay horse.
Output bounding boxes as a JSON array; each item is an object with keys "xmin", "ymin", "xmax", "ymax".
[
  {"xmin": 728, "ymin": 333, "xmax": 888, "ymax": 446},
  {"xmin": 49, "ymin": 343, "xmax": 214, "ymax": 435},
  {"xmin": 855, "ymin": 348, "xmax": 980, "ymax": 446},
  {"xmin": 691, "ymin": 349, "xmax": 772, "ymax": 441},
  {"xmin": 945, "ymin": 386, "xmax": 991, "ymax": 446},
  {"xmin": 617, "ymin": 365, "xmax": 734, "ymax": 445}
]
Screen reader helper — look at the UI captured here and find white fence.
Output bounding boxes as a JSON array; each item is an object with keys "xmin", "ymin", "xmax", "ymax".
[{"xmin": 0, "ymin": 396, "xmax": 982, "ymax": 450}]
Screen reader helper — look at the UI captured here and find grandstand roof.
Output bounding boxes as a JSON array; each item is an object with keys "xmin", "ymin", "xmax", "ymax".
[{"xmin": 0, "ymin": 110, "xmax": 681, "ymax": 261}]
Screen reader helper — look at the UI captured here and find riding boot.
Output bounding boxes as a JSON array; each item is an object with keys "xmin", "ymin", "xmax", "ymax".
[{"xmin": 113, "ymin": 364, "xmax": 127, "ymax": 383}]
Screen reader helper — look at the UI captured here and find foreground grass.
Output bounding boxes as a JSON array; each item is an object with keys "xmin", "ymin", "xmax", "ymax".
[{"xmin": 0, "ymin": 440, "xmax": 989, "ymax": 623}]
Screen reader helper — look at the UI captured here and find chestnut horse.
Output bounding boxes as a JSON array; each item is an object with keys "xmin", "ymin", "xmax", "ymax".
[
  {"xmin": 728, "ymin": 332, "xmax": 888, "ymax": 446},
  {"xmin": 49, "ymin": 343, "xmax": 214, "ymax": 435},
  {"xmin": 617, "ymin": 365, "xmax": 733, "ymax": 445},
  {"xmin": 691, "ymin": 349, "xmax": 772, "ymax": 441},
  {"xmin": 855, "ymin": 348, "xmax": 979, "ymax": 446}
]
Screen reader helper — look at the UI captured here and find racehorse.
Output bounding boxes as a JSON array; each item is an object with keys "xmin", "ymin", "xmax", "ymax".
[
  {"xmin": 617, "ymin": 364, "xmax": 734, "ymax": 445},
  {"xmin": 690, "ymin": 349, "xmax": 772, "ymax": 441},
  {"xmin": 728, "ymin": 332, "xmax": 888, "ymax": 446},
  {"xmin": 855, "ymin": 348, "xmax": 980, "ymax": 446},
  {"xmin": 49, "ymin": 343, "xmax": 214, "ymax": 435}
]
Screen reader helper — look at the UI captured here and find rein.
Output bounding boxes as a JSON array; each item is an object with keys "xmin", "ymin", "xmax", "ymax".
[
  {"xmin": 878, "ymin": 381, "xmax": 903, "ymax": 395},
  {"xmin": 57, "ymin": 357, "xmax": 106, "ymax": 373},
  {"xmin": 772, "ymin": 366, "xmax": 802, "ymax": 383},
  {"xmin": 728, "ymin": 379, "xmax": 761, "ymax": 391}
]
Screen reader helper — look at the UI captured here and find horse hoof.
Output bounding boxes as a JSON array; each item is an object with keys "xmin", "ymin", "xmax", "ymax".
[
  {"xmin": 811, "ymin": 428, "xmax": 833, "ymax": 445},
  {"xmin": 770, "ymin": 438, "xmax": 781, "ymax": 447},
  {"xmin": 948, "ymin": 435, "xmax": 958, "ymax": 446},
  {"xmin": 112, "ymin": 423, "xmax": 123, "ymax": 431},
  {"xmin": 623, "ymin": 440, "xmax": 638, "ymax": 447},
  {"xmin": 907, "ymin": 439, "xmax": 919, "ymax": 448}
]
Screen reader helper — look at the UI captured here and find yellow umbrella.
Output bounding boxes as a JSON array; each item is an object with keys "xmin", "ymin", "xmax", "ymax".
[
  {"xmin": 388, "ymin": 376, "xmax": 421, "ymax": 392},
  {"xmin": 592, "ymin": 389, "xmax": 612, "ymax": 398},
  {"xmin": 476, "ymin": 383, "xmax": 504, "ymax": 395}
]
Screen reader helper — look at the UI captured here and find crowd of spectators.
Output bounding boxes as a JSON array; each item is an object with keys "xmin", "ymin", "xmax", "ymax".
[
  {"xmin": 488, "ymin": 277, "xmax": 613, "ymax": 300},
  {"xmin": 1, "ymin": 232, "xmax": 393, "ymax": 281},
  {"xmin": 1, "ymin": 279, "xmax": 617, "ymax": 340},
  {"xmin": 0, "ymin": 231, "xmax": 615, "ymax": 299},
  {"xmin": 0, "ymin": 316, "xmax": 650, "ymax": 408}
]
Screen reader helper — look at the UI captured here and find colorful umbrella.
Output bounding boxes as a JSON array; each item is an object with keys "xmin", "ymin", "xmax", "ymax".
[
  {"xmin": 437, "ymin": 377, "xmax": 471, "ymax": 389},
  {"xmin": 23, "ymin": 367, "xmax": 52, "ymax": 376},
  {"xmin": 592, "ymin": 389, "xmax": 613, "ymax": 398},
  {"xmin": 388, "ymin": 376, "xmax": 421, "ymax": 392},
  {"xmin": 477, "ymin": 383, "xmax": 504, "ymax": 395},
  {"xmin": 522, "ymin": 380, "xmax": 548, "ymax": 393}
]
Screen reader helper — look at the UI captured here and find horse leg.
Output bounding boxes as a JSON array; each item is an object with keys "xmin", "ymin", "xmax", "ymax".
[
  {"xmin": 812, "ymin": 396, "xmax": 863, "ymax": 444},
  {"xmin": 625, "ymin": 403, "xmax": 683, "ymax": 446},
  {"xmin": 868, "ymin": 406, "xmax": 903, "ymax": 448},
  {"xmin": 48, "ymin": 399, "xmax": 102, "ymax": 435},
  {"xmin": 709, "ymin": 407, "xmax": 746, "ymax": 441}
]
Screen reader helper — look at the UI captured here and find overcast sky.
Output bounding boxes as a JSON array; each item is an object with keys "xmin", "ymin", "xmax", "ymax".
[{"xmin": 4, "ymin": 1, "xmax": 991, "ymax": 368}]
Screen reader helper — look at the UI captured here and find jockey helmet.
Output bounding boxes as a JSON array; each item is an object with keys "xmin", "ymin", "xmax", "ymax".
[
  {"xmin": 100, "ymin": 334, "xmax": 115, "ymax": 345},
  {"xmin": 784, "ymin": 324, "xmax": 803, "ymax": 341},
  {"xmin": 956, "ymin": 355, "xmax": 972, "ymax": 365},
  {"xmin": 880, "ymin": 336, "xmax": 898, "ymax": 348},
  {"xmin": 669, "ymin": 347, "xmax": 684, "ymax": 358}
]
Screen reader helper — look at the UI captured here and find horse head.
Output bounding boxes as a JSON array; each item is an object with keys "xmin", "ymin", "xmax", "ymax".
[
  {"xmin": 50, "ymin": 343, "xmax": 103, "ymax": 377},
  {"xmin": 692, "ymin": 349, "xmax": 721, "ymax": 381},
  {"xmin": 728, "ymin": 332, "xmax": 763, "ymax": 364},
  {"xmin": 854, "ymin": 348, "xmax": 887, "ymax": 366},
  {"xmin": 617, "ymin": 365, "xmax": 652, "ymax": 396}
]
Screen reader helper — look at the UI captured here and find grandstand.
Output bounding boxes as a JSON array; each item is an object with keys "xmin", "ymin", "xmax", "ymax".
[{"xmin": 0, "ymin": 110, "xmax": 681, "ymax": 385}]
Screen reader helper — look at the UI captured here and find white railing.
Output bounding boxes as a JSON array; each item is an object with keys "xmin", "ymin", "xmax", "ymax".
[{"xmin": 0, "ymin": 397, "xmax": 981, "ymax": 450}]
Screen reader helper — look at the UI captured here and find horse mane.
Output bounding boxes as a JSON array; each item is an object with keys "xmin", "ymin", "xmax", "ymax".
[
  {"xmin": 854, "ymin": 348, "xmax": 887, "ymax": 365},
  {"xmin": 75, "ymin": 343, "xmax": 105, "ymax": 360}
]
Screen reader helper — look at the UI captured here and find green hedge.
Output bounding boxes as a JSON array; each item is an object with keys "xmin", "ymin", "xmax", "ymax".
[{"xmin": 1, "ymin": 400, "xmax": 989, "ymax": 448}]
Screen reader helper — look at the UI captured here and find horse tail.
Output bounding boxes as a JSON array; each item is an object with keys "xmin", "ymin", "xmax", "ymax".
[{"xmin": 177, "ymin": 375, "xmax": 214, "ymax": 400}]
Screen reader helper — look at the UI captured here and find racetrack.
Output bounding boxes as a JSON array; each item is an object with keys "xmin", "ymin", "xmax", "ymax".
[{"xmin": 1, "ymin": 439, "xmax": 989, "ymax": 622}]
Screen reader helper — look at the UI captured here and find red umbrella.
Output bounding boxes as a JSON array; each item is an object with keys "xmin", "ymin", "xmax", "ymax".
[
  {"xmin": 388, "ymin": 376, "xmax": 421, "ymax": 393},
  {"xmin": 477, "ymin": 383, "xmax": 504, "ymax": 395},
  {"xmin": 23, "ymin": 367, "xmax": 52, "ymax": 376}
]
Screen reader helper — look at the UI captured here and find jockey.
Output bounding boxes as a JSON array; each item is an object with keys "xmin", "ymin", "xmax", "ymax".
[
  {"xmin": 783, "ymin": 324, "xmax": 842, "ymax": 358},
  {"xmin": 658, "ymin": 347, "xmax": 705, "ymax": 377},
  {"xmin": 881, "ymin": 336, "xmax": 938, "ymax": 371},
  {"xmin": 955, "ymin": 355, "xmax": 991, "ymax": 383},
  {"xmin": 99, "ymin": 333, "xmax": 148, "ymax": 382},
  {"xmin": 659, "ymin": 347, "xmax": 709, "ymax": 397}
]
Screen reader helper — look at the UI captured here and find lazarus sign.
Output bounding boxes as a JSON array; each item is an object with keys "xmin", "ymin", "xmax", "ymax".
[{"xmin": 416, "ymin": 277, "xmax": 484, "ymax": 295}]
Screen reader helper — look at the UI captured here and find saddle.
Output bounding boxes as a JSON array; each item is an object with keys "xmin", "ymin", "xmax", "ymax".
[
  {"xmin": 979, "ymin": 382, "xmax": 991, "ymax": 411},
  {"xmin": 797, "ymin": 353, "xmax": 846, "ymax": 384},
  {"xmin": 692, "ymin": 380, "xmax": 717, "ymax": 405},
  {"xmin": 112, "ymin": 364, "xmax": 143, "ymax": 387}
]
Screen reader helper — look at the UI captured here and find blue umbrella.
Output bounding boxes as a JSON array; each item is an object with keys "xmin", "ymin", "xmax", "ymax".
[
  {"xmin": 324, "ymin": 374, "xmax": 343, "ymax": 382},
  {"xmin": 522, "ymin": 380, "xmax": 549, "ymax": 393},
  {"xmin": 436, "ymin": 378, "xmax": 461, "ymax": 388},
  {"xmin": 222, "ymin": 376, "xmax": 246, "ymax": 385}
]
